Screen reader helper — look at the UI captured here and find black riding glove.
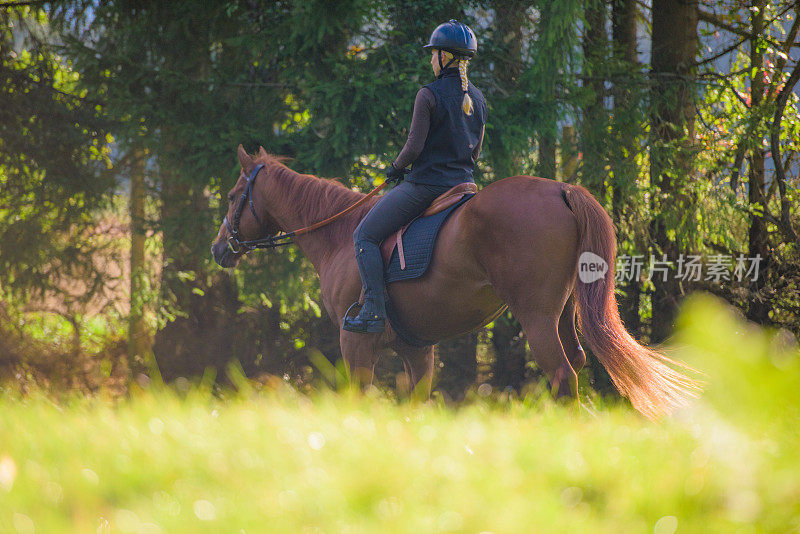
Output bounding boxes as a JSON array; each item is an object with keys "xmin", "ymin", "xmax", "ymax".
[{"xmin": 385, "ymin": 163, "xmax": 406, "ymax": 184}]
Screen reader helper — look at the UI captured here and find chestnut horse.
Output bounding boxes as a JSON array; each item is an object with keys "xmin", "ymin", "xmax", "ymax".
[{"xmin": 212, "ymin": 146, "xmax": 698, "ymax": 419}]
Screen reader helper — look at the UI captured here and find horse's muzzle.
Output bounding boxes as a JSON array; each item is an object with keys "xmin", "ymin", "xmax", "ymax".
[{"xmin": 211, "ymin": 240, "xmax": 240, "ymax": 268}]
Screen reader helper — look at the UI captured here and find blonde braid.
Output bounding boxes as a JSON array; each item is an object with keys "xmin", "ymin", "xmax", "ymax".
[{"xmin": 459, "ymin": 58, "xmax": 474, "ymax": 116}]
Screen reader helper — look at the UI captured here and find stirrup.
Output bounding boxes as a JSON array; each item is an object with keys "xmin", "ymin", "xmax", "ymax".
[{"xmin": 342, "ymin": 301, "xmax": 385, "ymax": 334}]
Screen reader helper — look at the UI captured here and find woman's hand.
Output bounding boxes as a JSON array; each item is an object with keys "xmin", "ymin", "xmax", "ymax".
[{"xmin": 386, "ymin": 163, "xmax": 407, "ymax": 184}]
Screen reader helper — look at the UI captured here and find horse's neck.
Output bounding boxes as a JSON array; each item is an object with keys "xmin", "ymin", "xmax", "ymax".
[{"xmin": 259, "ymin": 162, "xmax": 367, "ymax": 269}]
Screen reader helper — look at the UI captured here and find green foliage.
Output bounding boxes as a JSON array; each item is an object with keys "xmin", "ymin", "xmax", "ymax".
[
  {"xmin": 0, "ymin": 8, "xmax": 115, "ymax": 304},
  {"xmin": 2, "ymin": 0, "xmax": 799, "ymax": 389}
]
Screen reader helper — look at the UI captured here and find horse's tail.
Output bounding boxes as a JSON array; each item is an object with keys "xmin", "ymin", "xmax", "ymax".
[{"xmin": 562, "ymin": 184, "xmax": 700, "ymax": 420}]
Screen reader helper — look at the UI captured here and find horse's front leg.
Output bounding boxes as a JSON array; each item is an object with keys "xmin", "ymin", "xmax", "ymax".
[{"xmin": 339, "ymin": 330, "xmax": 381, "ymax": 388}]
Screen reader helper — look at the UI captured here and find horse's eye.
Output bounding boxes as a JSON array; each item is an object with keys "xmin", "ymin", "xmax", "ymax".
[{"xmin": 228, "ymin": 193, "xmax": 235, "ymax": 202}]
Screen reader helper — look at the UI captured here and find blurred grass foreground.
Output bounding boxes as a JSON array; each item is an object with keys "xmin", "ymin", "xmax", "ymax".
[{"xmin": 0, "ymin": 293, "xmax": 798, "ymax": 533}]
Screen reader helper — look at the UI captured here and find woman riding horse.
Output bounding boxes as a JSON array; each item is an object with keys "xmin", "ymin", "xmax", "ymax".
[
  {"xmin": 212, "ymin": 22, "xmax": 700, "ymax": 419},
  {"xmin": 343, "ymin": 19, "xmax": 487, "ymax": 334}
]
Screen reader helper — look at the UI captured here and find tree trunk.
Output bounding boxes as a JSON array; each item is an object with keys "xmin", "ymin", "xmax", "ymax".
[
  {"xmin": 561, "ymin": 125, "xmax": 578, "ymax": 182},
  {"xmin": 484, "ymin": 0, "xmax": 530, "ymax": 387},
  {"xmin": 537, "ymin": 134, "xmax": 557, "ymax": 180},
  {"xmin": 746, "ymin": 0, "xmax": 770, "ymax": 324},
  {"xmin": 611, "ymin": 0, "xmax": 639, "ymax": 222},
  {"xmin": 611, "ymin": 0, "xmax": 642, "ymax": 337},
  {"xmin": 649, "ymin": 0, "xmax": 698, "ymax": 342},
  {"xmin": 535, "ymin": 0, "xmax": 558, "ymax": 180},
  {"xmin": 128, "ymin": 149, "xmax": 149, "ymax": 364},
  {"xmin": 150, "ymin": 27, "xmax": 235, "ymax": 378},
  {"xmin": 580, "ymin": 0, "xmax": 608, "ymax": 201},
  {"xmin": 486, "ymin": 0, "xmax": 528, "ymax": 180}
]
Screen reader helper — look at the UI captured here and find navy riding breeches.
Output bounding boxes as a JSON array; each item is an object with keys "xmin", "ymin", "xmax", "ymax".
[
  {"xmin": 354, "ymin": 180, "xmax": 452, "ymax": 247},
  {"xmin": 351, "ymin": 180, "xmax": 452, "ymax": 316}
]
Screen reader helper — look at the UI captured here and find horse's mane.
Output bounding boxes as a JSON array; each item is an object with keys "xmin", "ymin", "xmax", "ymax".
[{"xmin": 253, "ymin": 152, "xmax": 377, "ymax": 244}]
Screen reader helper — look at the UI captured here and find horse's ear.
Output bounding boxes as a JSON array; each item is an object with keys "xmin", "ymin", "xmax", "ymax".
[
  {"xmin": 237, "ymin": 144, "xmax": 251, "ymax": 168},
  {"xmin": 258, "ymin": 146, "xmax": 268, "ymax": 158}
]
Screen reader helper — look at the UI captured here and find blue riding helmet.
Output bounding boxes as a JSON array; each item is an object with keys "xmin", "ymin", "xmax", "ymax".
[{"xmin": 423, "ymin": 19, "xmax": 477, "ymax": 58}]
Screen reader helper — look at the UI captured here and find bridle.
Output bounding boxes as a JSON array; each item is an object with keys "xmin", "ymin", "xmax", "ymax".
[
  {"xmin": 222, "ymin": 163, "xmax": 395, "ymax": 255},
  {"xmin": 224, "ymin": 164, "xmax": 294, "ymax": 253}
]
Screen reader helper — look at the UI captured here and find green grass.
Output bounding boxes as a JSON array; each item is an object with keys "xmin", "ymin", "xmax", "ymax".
[{"xmin": 1, "ymin": 293, "xmax": 799, "ymax": 533}]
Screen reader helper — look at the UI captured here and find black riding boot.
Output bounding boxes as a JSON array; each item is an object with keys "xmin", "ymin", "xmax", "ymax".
[{"xmin": 342, "ymin": 242, "xmax": 386, "ymax": 333}]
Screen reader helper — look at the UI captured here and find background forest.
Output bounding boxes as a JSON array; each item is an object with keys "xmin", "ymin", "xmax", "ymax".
[{"xmin": 1, "ymin": 0, "xmax": 799, "ymax": 398}]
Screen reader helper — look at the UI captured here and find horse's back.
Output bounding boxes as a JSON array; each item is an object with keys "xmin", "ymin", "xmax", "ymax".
[
  {"xmin": 387, "ymin": 175, "xmax": 580, "ymax": 341},
  {"xmin": 465, "ymin": 175, "xmax": 576, "ymax": 234}
]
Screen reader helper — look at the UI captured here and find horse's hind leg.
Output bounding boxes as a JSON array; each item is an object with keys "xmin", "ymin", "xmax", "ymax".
[
  {"xmin": 490, "ymin": 276, "xmax": 578, "ymax": 398},
  {"xmin": 395, "ymin": 344, "xmax": 435, "ymax": 400},
  {"xmin": 517, "ymin": 311, "xmax": 577, "ymax": 399},
  {"xmin": 559, "ymin": 292, "xmax": 586, "ymax": 374}
]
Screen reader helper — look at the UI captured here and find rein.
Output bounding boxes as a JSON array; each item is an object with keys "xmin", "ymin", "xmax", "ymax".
[{"xmin": 224, "ymin": 164, "xmax": 395, "ymax": 254}]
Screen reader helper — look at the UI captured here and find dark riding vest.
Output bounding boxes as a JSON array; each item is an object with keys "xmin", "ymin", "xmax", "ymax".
[{"xmin": 407, "ymin": 68, "xmax": 487, "ymax": 187}]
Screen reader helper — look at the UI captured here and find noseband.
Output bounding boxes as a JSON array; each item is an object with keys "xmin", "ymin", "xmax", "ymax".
[{"xmin": 223, "ymin": 164, "xmax": 294, "ymax": 253}]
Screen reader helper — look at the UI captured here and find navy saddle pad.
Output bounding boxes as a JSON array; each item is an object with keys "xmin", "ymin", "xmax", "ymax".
[{"xmin": 384, "ymin": 194, "xmax": 475, "ymax": 284}]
